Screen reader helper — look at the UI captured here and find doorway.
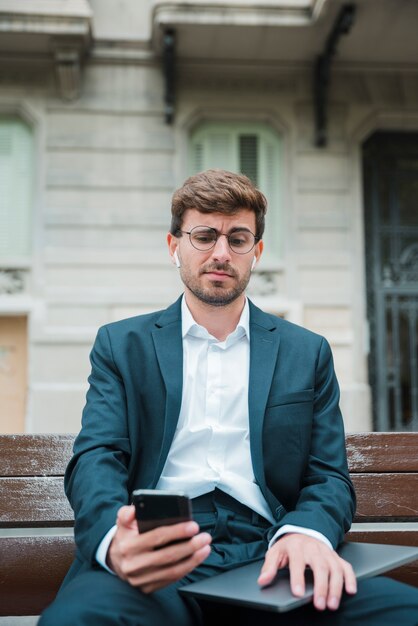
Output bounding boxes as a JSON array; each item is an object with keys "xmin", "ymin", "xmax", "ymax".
[{"xmin": 363, "ymin": 132, "xmax": 418, "ymax": 431}]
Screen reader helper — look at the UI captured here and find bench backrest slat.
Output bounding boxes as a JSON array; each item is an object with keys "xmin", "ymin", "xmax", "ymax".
[
  {"xmin": 1, "ymin": 477, "xmax": 74, "ymax": 527},
  {"xmin": 352, "ymin": 473, "xmax": 418, "ymax": 521},
  {"xmin": 0, "ymin": 435, "xmax": 74, "ymax": 476},
  {"xmin": 346, "ymin": 432, "xmax": 418, "ymax": 472}
]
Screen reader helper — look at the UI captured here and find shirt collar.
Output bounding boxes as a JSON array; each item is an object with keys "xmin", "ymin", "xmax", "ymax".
[{"xmin": 181, "ymin": 294, "xmax": 249, "ymax": 342}]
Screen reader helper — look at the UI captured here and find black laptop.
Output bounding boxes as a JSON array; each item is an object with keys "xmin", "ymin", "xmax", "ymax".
[{"xmin": 179, "ymin": 541, "xmax": 418, "ymax": 613}]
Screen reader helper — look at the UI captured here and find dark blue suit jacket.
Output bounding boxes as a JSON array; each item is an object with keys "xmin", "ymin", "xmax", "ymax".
[{"xmin": 64, "ymin": 296, "xmax": 355, "ymax": 578}]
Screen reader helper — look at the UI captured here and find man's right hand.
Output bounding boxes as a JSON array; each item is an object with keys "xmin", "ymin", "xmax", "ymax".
[{"xmin": 107, "ymin": 505, "xmax": 212, "ymax": 593}]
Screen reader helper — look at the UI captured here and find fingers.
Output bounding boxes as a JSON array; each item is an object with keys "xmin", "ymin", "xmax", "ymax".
[
  {"xmin": 288, "ymin": 551, "xmax": 308, "ymax": 599},
  {"xmin": 303, "ymin": 550, "xmax": 356, "ymax": 612},
  {"xmin": 135, "ymin": 529, "xmax": 212, "ymax": 571},
  {"xmin": 110, "ymin": 514, "xmax": 212, "ymax": 591},
  {"xmin": 311, "ymin": 559, "xmax": 335, "ymax": 611},
  {"xmin": 258, "ymin": 534, "xmax": 358, "ymax": 613},
  {"xmin": 288, "ymin": 544, "xmax": 344, "ymax": 611},
  {"xmin": 120, "ymin": 532, "xmax": 211, "ymax": 589},
  {"xmin": 311, "ymin": 554, "xmax": 357, "ymax": 611},
  {"xmin": 140, "ymin": 521, "xmax": 201, "ymax": 549},
  {"xmin": 258, "ymin": 543, "xmax": 288, "ymax": 587},
  {"xmin": 140, "ymin": 544, "xmax": 211, "ymax": 594},
  {"xmin": 342, "ymin": 559, "xmax": 357, "ymax": 596},
  {"xmin": 129, "ymin": 536, "xmax": 212, "ymax": 592}
]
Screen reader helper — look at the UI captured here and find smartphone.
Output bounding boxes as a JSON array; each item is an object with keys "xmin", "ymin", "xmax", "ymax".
[{"xmin": 132, "ymin": 489, "xmax": 192, "ymax": 533}]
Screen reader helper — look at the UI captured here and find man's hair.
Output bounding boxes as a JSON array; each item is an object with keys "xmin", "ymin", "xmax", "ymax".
[{"xmin": 170, "ymin": 169, "xmax": 267, "ymax": 239}]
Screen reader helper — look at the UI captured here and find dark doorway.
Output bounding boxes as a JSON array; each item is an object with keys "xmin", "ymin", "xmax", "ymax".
[{"xmin": 363, "ymin": 132, "xmax": 418, "ymax": 431}]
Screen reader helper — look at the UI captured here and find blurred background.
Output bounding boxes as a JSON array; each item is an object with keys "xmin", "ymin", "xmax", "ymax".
[{"xmin": 0, "ymin": 0, "xmax": 417, "ymax": 434}]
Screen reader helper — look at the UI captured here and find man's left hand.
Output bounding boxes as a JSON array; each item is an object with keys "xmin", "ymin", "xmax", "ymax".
[{"xmin": 258, "ymin": 533, "xmax": 357, "ymax": 611}]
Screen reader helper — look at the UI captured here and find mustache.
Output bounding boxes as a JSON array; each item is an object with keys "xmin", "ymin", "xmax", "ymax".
[{"xmin": 200, "ymin": 263, "xmax": 238, "ymax": 278}]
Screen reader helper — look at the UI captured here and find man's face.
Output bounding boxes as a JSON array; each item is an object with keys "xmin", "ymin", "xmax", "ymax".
[{"xmin": 167, "ymin": 208, "xmax": 263, "ymax": 307}]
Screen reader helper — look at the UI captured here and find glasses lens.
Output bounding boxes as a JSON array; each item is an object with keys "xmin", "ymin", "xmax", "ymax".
[
  {"xmin": 190, "ymin": 227, "xmax": 217, "ymax": 250},
  {"xmin": 189, "ymin": 226, "xmax": 256, "ymax": 253},
  {"xmin": 228, "ymin": 230, "xmax": 255, "ymax": 253}
]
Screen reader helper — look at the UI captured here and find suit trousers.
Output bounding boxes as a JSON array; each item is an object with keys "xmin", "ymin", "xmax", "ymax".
[{"xmin": 39, "ymin": 489, "xmax": 418, "ymax": 626}]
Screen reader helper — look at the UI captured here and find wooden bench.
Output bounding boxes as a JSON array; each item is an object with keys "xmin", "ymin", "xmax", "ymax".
[{"xmin": 1, "ymin": 432, "xmax": 417, "ymax": 619}]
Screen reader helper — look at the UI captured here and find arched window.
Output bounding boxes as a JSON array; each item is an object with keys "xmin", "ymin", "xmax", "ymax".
[
  {"xmin": 189, "ymin": 121, "xmax": 282, "ymax": 263},
  {"xmin": 0, "ymin": 117, "xmax": 34, "ymax": 259}
]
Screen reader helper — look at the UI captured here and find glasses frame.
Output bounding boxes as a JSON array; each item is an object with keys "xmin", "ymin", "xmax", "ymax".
[{"xmin": 178, "ymin": 225, "xmax": 260, "ymax": 255}]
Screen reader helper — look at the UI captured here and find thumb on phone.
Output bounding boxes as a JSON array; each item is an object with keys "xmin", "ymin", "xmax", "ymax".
[
  {"xmin": 107, "ymin": 506, "xmax": 139, "ymax": 577},
  {"xmin": 116, "ymin": 505, "xmax": 137, "ymax": 532}
]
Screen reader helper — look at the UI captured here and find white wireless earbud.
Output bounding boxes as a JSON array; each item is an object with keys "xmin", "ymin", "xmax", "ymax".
[
  {"xmin": 251, "ymin": 257, "xmax": 257, "ymax": 271},
  {"xmin": 173, "ymin": 250, "xmax": 181, "ymax": 268}
]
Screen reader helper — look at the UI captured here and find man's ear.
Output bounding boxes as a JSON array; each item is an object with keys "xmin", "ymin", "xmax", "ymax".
[
  {"xmin": 167, "ymin": 233, "xmax": 179, "ymax": 267},
  {"xmin": 254, "ymin": 239, "xmax": 263, "ymax": 264}
]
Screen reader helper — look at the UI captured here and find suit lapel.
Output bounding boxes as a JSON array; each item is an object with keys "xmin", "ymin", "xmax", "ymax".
[
  {"xmin": 248, "ymin": 301, "xmax": 281, "ymax": 506},
  {"xmin": 151, "ymin": 298, "xmax": 183, "ymax": 485}
]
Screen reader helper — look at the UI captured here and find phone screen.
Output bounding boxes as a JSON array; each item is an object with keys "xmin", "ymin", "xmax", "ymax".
[{"xmin": 132, "ymin": 489, "xmax": 192, "ymax": 533}]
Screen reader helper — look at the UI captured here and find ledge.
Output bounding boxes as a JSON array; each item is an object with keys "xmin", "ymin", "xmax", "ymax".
[
  {"xmin": 151, "ymin": 0, "xmax": 330, "ymax": 62},
  {"xmin": 0, "ymin": 0, "xmax": 92, "ymax": 100},
  {"xmin": 0, "ymin": 0, "xmax": 92, "ymax": 40},
  {"xmin": 152, "ymin": 0, "xmax": 327, "ymax": 30}
]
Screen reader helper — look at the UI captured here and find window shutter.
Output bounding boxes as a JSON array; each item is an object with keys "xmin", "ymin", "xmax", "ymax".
[
  {"xmin": 0, "ymin": 118, "xmax": 33, "ymax": 258},
  {"xmin": 239, "ymin": 135, "xmax": 258, "ymax": 186},
  {"xmin": 191, "ymin": 140, "xmax": 204, "ymax": 173},
  {"xmin": 189, "ymin": 122, "xmax": 281, "ymax": 262}
]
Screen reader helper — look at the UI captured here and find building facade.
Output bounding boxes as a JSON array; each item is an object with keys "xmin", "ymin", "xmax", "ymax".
[{"xmin": 0, "ymin": 0, "xmax": 417, "ymax": 433}]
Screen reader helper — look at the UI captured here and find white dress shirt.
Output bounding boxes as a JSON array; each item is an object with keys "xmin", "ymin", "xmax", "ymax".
[
  {"xmin": 96, "ymin": 296, "xmax": 331, "ymax": 572},
  {"xmin": 155, "ymin": 297, "xmax": 276, "ymax": 522}
]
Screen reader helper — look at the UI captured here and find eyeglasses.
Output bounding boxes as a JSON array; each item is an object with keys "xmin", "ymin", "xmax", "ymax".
[{"xmin": 179, "ymin": 226, "xmax": 259, "ymax": 254}]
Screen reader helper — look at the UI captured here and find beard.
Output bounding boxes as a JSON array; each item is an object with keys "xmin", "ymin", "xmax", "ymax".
[{"xmin": 180, "ymin": 262, "xmax": 251, "ymax": 307}]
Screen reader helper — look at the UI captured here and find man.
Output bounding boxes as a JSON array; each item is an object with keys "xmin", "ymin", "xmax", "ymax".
[{"xmin": 40, "ymin": 169, "xmax": 418, "ymax": 625}]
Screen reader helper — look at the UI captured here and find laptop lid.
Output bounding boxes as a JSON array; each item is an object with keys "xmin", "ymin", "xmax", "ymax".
[{"xmin": 179, "ymin": 541, "xmax": 418, "ymax": 613}]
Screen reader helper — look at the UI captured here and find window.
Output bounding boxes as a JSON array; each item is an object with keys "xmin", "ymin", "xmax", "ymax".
[
  {"xmin": 189, "ymin": 122, "xmax": 282, "ymax": 263},
  {"xmin": 0, "ymin": 117, "xmax": 34, "ymax": 259}
]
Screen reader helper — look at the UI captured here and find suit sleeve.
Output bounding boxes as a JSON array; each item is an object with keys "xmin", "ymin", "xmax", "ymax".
[
  {"xmin": 64, "ymin": 326, "xmax": 131, "ymax": 565},
  {"xmin": 267, "ymin": 337, "xmax": 356, "ymax": 548}
]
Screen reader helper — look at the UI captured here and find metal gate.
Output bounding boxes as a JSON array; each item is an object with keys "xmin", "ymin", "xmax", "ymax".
[{"xmin": 363, "ymin": 132, "xmax": 418, "ymax": 431}]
